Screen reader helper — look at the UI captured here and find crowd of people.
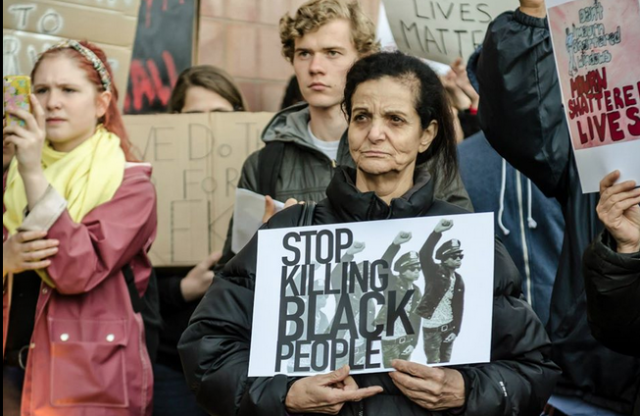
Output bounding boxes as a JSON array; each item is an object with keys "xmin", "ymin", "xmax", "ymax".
[{"xmin": 3, "ymin": 0, "xmax": 639, "ymax": 416}]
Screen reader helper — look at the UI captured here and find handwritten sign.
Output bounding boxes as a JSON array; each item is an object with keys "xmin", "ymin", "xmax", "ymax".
[
  {"xmin": 125, "ymin": 112, "xmax": 274, "ymax": 267},
  {"xmin": 250, "ymin": 214, "xmax": 495, "ymax": 377},
  {"xmin": 2, "ymin": 0, "xmax": 140, "ymax": 110},
  {"xmin": 547, "ymin": 0, "xmax": 640, "ymax": 193},
  {"xmin": 125, "ymin": 0, "xmax": 198, "ymax": 114},
  {"xmin": 382, "ymin": 0, "xmax": 513, "ymax": 64}
]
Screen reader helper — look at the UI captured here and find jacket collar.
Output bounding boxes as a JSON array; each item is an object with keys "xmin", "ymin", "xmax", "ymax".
[{"xmin": 326, "ymin": 166, "xmax": 435, "ymax": 222}]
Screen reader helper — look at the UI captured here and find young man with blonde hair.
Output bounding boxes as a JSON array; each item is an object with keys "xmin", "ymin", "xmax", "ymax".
[{"xmin": 218, "ymin": 0, "xmax": 471, "ymax": 269}]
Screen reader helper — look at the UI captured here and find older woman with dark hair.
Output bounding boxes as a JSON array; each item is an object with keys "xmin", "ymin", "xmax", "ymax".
[{"xmin": 179, "ymin": 52, "xmax": 560, "ymax": 416}]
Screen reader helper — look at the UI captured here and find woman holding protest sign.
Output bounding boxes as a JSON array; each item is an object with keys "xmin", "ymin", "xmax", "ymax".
[
  {"xmin": 179, "ymin": 51, "xmax": 560, "ymax": 416},
  {"xmin": 3, "ymin": 40, "xmax": 157, "ymax": 415}
]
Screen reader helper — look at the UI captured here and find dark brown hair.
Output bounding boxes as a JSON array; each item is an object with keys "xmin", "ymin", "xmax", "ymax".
[{"xmin": 169, "ymin": 65, "xmax": 248, "ymax": 113}]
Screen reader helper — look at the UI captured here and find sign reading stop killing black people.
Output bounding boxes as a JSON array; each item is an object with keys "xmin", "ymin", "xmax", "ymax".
[
  {"xmin": 249, "ymin": 214, "xmax": 495, "ymax": 377},
  {"xmin": 547, "ymin": 0, "xmax": 640, "ymax": 193}
]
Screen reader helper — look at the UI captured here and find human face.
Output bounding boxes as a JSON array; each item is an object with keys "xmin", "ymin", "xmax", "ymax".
[
  {"xmin": 293, "ymin": 19, "xmax": 359, "ymax": 111},
  {"xmin": 401, "ymin": 266, "xmax": 421, "ymax": 282},
  {"xmin": 33, "ymin": 56, "xmax": 110, "ymax": 152},
  {"xmin": 181, "ymin": 86, "xmax": 234, "ymax": 113},
  {"xmin": 443, "ymin": 253, "xmax": 463, "ymax": 270},
  {"xmin": 3, "ymin": 140, "xmax": 15, "ymax": 172},
  {"xmin": 349, "ymin": 76, "xmax": 437, "ymax": 177}
]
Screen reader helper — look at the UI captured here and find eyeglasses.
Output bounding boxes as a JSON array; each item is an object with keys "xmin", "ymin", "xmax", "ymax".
[
  {"xmin": 448, "ymin": 254, "xmax": 464, "ymax": 260},
  {"xmin": 404, "ymin": 266, "xmax": 421, "ymax": 272}
]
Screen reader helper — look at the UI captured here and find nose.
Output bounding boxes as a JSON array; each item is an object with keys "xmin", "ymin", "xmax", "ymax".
[
  {"xmin": 309, "ymin": 54, "xmax": 325, "ymax": 75},
  {"xmin": 45, "ymin": 90, "xmax": 62, "ymax": 111},
  {"xmin": 367, "ymin": 118, "xmax": 386, "ymax": 143}
]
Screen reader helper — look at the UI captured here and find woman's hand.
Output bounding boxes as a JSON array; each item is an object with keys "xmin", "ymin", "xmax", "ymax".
[
  {"xmin": 390, "ymin": 360, "xmax": 465, "ymax": 412},
  {"xmin": 180, "ymin": 251, "xmax": 222, "ymax": 302},
  {"xmin": 3, "ymin": 231, "xmax": 59, "ymax": 276},
  {"xmin": 285, "ymin": 366, "xmax": 383, "ymax": 415},
  {"xmin": 597, "ymin": 171, "xmax": 640, "ymax": 254},
  {"xmin": 3, "ymin": 95, "xmax": 46, "ymax": 177},
  {"xmin": 263, "ymin": 197, "xmax": 299, "ymax": 223}
]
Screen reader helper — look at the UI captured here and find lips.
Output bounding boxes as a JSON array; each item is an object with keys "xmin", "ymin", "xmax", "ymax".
[
  {"xmin": 309, "ymin": 83, "xmax": 328, "ymax": 91},
  {"xmin": 46, "ymin": 118, "xmax": 66, "ymax": 124}
]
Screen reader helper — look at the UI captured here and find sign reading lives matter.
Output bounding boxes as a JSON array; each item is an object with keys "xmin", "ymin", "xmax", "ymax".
[
  {"xmin": 547, "ymin": 0, "xmax": 640, "ymax": 193},
  {"xmin": 249, "ymin": 214, "xmax": 495, "ymax": 377},
  {"xmin": 382, "ymin": 0, "xmax": 513, "ymax": 64}
]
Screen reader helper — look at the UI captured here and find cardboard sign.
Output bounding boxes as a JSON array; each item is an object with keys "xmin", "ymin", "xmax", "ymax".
[
  {"xmin": 382, "ymin": 0, "xmax": 513, "ymax": 64},
  {"xmin": 547, "ymin": 0, "xmax": 640, "ymax": 193},
  {"xmin": 249, "ymin": 214, "xmax": 495, "ymax": 377},
  {"xmin": 124, "ymin": 112, "xmax": 274, "ymax": 267},
  {"xmin": 2, "ymin": 0, "xmax": 141, "ymax": 109}
]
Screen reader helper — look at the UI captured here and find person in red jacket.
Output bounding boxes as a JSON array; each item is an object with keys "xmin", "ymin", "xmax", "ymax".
[{"xmin": 3, "ymin": 40, "xmax": 157, "ymax": 416}]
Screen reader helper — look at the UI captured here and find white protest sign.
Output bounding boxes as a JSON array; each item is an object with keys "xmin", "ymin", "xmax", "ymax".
[
  {"xmin": 547, "ymin": 0, "xmax": 640, "ymax": 193},
  {"xmin": 232, "ymin": 189, "xmax": 285, "ymax": 254},
  {"xmin": 382, "ymin": 0, "xmax": 514, "ymax": 64},
  {"xmin": 249, "ymin": 213, "xmax": 495, "ymax": 377}
]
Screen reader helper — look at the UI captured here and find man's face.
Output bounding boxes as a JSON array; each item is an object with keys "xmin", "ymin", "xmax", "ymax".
[
  {"xmin": 401, "ymin": 266, "xmax": 421, "ymax": 282},
  {"xmin": 292, "ymin": 19, "xmax": 360, "ymax": 111},
  {"xmin": 443, "ymin": 253, "xmax": 464, "ymax": 270}
]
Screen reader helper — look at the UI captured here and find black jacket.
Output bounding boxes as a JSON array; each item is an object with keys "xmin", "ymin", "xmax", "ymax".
[
  {"xmin": 415, "ymin": 232, "xmax": 465, "ymax": 336},
  {"xmin": 179, "ymin": 167, "xmax": 560, "ymax": 416},
  {"xmin": 477, "ymin": 9, "xmax": 640, "ymax": 413},
  {"xmin": 583, "ymin": 231, "xmax": 640, "ymax": 358}
]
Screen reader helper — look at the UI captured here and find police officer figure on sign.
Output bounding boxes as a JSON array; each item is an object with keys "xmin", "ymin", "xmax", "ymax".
[{"xmin": 416, "ymin": 219, "xmax": 466, "ymax": 364}]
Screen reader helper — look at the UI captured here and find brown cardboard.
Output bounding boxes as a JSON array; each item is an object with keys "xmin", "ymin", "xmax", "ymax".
[
  {"xmin": 3, "ymin": 0, "xmax": 140, "ymax": 109},
  {"xmin": 124, "ymin": 112, "xmax": 274, "ymax": 267}
]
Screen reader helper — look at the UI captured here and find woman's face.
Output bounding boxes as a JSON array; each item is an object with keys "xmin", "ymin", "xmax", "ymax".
[
  {"xmin": 348, "ymin": 76, "xmax": 437, "ymax": 177},
  {"xmin": 181, "ymin": 86, "xmax": 234, "ymax": 113},
  {"xmin": 33, "ymin": 55, "xmax": 110, "ymax": 152}
]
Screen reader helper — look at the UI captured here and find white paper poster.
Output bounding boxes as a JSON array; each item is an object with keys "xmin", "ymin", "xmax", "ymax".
[
  {"xmin": 232, "ymin": 189, "xmax": 285, "ymax": 254},
  {"xmin": 382, "ymin": 0, "xmax": 514, "ymax": 64},
  {"xmin": 547, "ymin": 0, "xmax": 640, "ymax": 193},
  {"xmin": 249, "ymin": 213, "xmax": 495, "ymax": 377}
]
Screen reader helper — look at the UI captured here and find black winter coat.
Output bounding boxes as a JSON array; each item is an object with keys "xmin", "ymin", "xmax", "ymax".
[
  {"xmin": 477, "ymin": 9, "xmax": 640, "ymax": 414},
  {"xmin": 179, "ymin": 167, "xmax": 560, "ymax": 416},
  {"xmin": 583, "ymin": 231, "xmax": 640, "ymax": 358}
]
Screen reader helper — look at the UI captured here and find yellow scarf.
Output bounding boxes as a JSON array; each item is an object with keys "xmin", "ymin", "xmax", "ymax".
[{"xmin": 3, "ymin": 126, "xmax": 126, "ymax": 286}]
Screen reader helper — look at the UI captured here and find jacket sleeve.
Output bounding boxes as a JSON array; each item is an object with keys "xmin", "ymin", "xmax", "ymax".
[
  {"xmin": 179, "ymin": 206, "xmax": 305, "ymax": 416},
  {"xmin": 583, "ymin": 232, "xmax": 640, "ymax": 357},
  {"xmin": 456, "ymin": 240, "xmax": 561, "ymax": 415},
  {"xmin": 43, "ymin": 168, "xmax": 157, "ymax": 295},
  {"xmin": 419, "ymin": 231, "xmax": 442, "ymax": 286},
  {"xmin": 477, "ymin": 9, "xmax": 571, "ymax": 198}
]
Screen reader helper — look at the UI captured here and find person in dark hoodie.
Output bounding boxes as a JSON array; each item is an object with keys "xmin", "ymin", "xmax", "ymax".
[
  {"xmin": 476, "ymin": 1, "xmax": 640, "ymax": 415},
  {"xmin": 217, "ymin": 0, "xmax": 473, "ymax": 267},
  {"xmin": 583, "ymin": 170, "xmax": 640, "ymax": 359},
  {"xmin": 179, "ymin": 51, "xmax": 560, "ymax": 416},
  {"xmin": 458, "ymin": 49, "xmax": 565, "ymax": 326}
]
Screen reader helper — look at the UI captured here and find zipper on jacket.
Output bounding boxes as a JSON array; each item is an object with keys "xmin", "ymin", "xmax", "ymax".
[
  {"xmin": 358, "ymin": 401, "xmax": 364, "ymax": 416},
  {"xmin": 516, "ymin": 172, "xmax": 534, "ymax": 306}
]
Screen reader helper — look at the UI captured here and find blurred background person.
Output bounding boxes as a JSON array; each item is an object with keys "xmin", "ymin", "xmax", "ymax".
[{"xmin": 151, "ymin": 64, "xmax": 248, "ymax": 416}]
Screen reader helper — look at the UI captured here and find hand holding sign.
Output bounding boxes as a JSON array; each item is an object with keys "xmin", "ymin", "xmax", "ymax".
[
  {"xmin": 285, "ymin": 366, "xmax": 383, "ymax": 414},
  {"xmin": 390, "ymin": 360, "xmax": 465, "ymax": 411},
  {"xmin": 597, "ymin": 171, "xmax": 640, "ymax": 254}
]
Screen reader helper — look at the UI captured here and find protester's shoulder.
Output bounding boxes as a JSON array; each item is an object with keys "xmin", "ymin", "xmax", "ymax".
[
  {"xmin": 120, "ymin": 162, "xmax": 155, "ymax": 195},
  {"xmin": 427, "ymin": 199, "xmax": 471, "ymax": 217}
]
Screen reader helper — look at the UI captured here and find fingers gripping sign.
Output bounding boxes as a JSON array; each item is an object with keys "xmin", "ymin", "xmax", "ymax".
[
  {"xmin": 389, "ymin": 360, "xmax": 466, "ymax": 412},
  {"xmin": 597, "ymin": 171, "xmax": 640, "ymax": 253},
  {"xmin": 285, "ymin": 365, "xmax": 383, "ymax": 414}
]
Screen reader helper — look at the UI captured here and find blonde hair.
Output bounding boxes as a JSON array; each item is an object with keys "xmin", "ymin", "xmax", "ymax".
[{"xmin": 280, "ymin": 0, "xmax": 380, "ymax": 63}]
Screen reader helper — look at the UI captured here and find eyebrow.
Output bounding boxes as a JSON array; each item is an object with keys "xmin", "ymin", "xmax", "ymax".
[
  {"xmin": 33, "ymin": 82, "xmax": 82, "ymax": 89},
  {"xmin": 183, "ymin": 108, "xmax": 233, "ymax": 114},
  {"xmin": 295, "ymin": 46, "xmax": 348, "ymax": 53}
]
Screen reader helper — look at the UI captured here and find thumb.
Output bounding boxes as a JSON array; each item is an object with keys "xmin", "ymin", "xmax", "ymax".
[
  {"xmin": 322, "ymin": 365, "xmax": 351, "ymax": 385},
  {"xmin": 202, "ymin": 251, "xmax": 222, "ymax": 269},
  {"xmin": 262, "ymin": 196, "xmax": 277, "ymax": 223}
]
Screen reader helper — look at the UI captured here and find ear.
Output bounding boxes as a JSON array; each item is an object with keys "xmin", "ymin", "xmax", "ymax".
[
  {"xmin": 418, "ymin": 120, "xmax": 438, "ymax": 153},
  {"xmin": 95, "ymin": 90, "xmax": 112, "ymax": 120}
]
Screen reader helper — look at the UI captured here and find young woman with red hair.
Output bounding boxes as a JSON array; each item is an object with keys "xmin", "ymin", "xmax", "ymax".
[{"xmin": 3, "ymin": 40, "xmax": 157, "ymax": 416}]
